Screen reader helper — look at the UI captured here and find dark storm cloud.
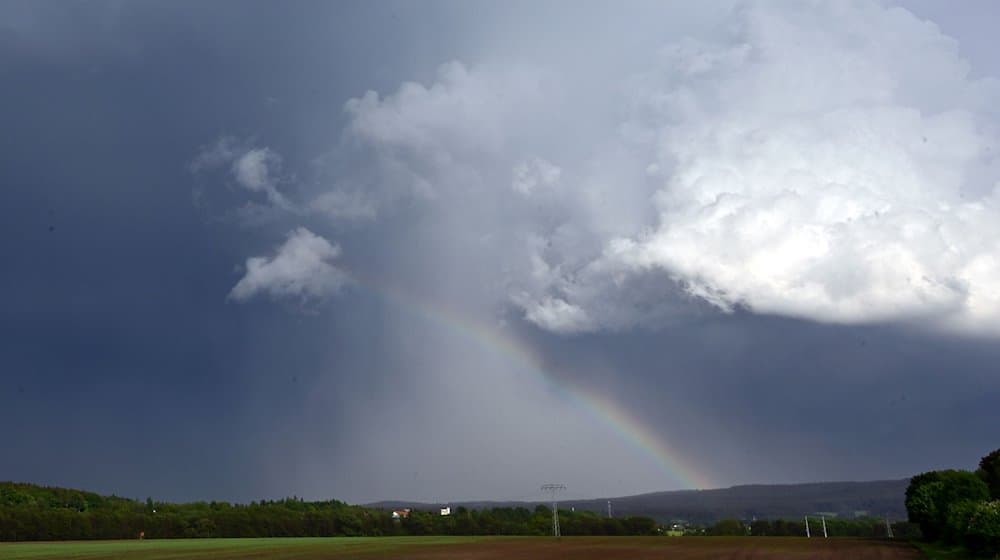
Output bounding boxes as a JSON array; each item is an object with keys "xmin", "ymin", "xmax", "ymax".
[
  {"xmin": 527, "ymin": 315, "xmax": 1000, "ymax": 485},
  {"xmin": 2, "ymin": 0, "xmax": 999, "ymax": 505},
  {"xmin": 0, "ymin": 0, "xmax": 393, "ymax": 501}
]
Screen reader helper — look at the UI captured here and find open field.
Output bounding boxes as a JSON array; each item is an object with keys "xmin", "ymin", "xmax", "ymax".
[
  {"xmin": 912, "ymin": 541, "xmax": 975, "ymax": 560},
  {"xmin": 0, "ymin": 536, "xmax": 923, "ymax": 559}
]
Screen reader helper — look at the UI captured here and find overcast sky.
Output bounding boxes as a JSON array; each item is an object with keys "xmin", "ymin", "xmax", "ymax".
[{"xmin": 2, "ymin": 0, "xmax": 999, "ymax": 504}]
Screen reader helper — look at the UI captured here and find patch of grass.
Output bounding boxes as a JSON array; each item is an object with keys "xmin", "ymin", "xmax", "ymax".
[
  {"xmin": 0, "ymin": 537, "xmax": 496, "ymax": 560},
  {"xmin": 912, "ymin": 541, "xmax": 975, "ymax": 560}
]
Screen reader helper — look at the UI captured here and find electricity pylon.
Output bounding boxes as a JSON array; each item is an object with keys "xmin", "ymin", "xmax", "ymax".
[{"xmin": 541, "ymin": 484, "xmax": 566, "ymax": 537}]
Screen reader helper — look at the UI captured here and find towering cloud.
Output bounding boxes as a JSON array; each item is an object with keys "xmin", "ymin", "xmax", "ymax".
[
  {"xmin": 212, "ymin": 2, "xmax": 1000, "ymax": 336},
  {"xmin": 326, "ymin": 1, "xmax": 1000, "ymax": 336},
  {"xmin": 601, "ymin": 2, "xmax": 1000, "ymax": 334}
]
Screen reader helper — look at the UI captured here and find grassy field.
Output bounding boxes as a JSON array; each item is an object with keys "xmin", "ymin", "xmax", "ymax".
[
  {"xmin": 0, "ymin": 536, "xmax": 482, "ymax": 559},
  {"xmin": 911, "ymin": 541, "xmax": 975, "ymax": 560},
  {"xmin": 0, "ymin": 536, "xmax": 924, "ymax": 559}
]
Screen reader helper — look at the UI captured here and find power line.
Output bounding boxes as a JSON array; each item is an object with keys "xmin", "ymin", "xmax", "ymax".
[{"xmin": 540, "ymin": 484, "xmax": 566, "ymax": 537}]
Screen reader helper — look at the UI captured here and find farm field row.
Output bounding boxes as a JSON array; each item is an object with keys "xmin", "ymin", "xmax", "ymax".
[{"xmin": 0, "ymin": 536, "xmax": 923, "ymax": 559}]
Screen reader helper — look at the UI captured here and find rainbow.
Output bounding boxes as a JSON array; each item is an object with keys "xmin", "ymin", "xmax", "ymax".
[{"xmin": 353, "ymin": 274, "xmax": 715, "ymax": 492}]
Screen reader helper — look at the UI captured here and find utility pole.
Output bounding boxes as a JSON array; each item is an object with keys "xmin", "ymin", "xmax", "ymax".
[
  {"xmin": 885, "ymin": 516, "xmax": 894, "ymax": 539},
  {"xmin": 821, "ymin": 516, "xmax": 828, "ymax": 538},
  {"xmin": 805, "ymin": 516, "xmax": 811, "ymax": 538},
  {"xmin": 607, "ymin": 500, "xmax": 612, "ymax": 518},
  {"xmin": 541, "ymin": 484, "xmax": 566, "ymax": 537}
]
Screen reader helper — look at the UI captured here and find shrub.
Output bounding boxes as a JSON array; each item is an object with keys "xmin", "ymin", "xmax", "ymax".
[{"xmin": 965, "ymin": 501, "xmax": 1000, "ymax": 558}]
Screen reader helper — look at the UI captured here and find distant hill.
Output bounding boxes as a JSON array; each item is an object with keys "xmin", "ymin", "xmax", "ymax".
[{"xmin": 367, "ymin": 479, "xmax": 909, "ymax": 524}]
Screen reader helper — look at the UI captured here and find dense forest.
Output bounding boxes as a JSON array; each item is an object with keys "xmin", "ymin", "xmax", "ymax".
[
  {"xmin": 904, "ymin": 448, "xmax": 1000, "ymax": 557},
  {"xmin": 0, "ymin": 482, "xmax": 656, "ymax": 541}
]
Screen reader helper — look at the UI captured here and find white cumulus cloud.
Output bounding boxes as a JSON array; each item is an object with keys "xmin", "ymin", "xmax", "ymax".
[
  {"xmin": 229, "ymin": 228, "xmax": 349, "ymax": 304},
  {"xmin": 501, "ymin": 2, "xmax": 1000, "ymax": 335},
  {"xmin": 598, "ymin": 1, "xmax": 1000, "ymax": 334},
  {"xmin": 224, "ymin": 1, "xmax": 1000, "ymax": 336}
]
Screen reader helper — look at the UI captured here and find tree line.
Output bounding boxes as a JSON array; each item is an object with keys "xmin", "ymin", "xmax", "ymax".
[
  {"xmin": 0, "ymin": 482, "xmax": 656, "ymax": 541},
  {"xmin": 6, "ymin": 448, "xmax": 998, "ymax": 547},
  {"xmin": 905, "ymin": 448, "xmax": 1000, "ymax": 557}
]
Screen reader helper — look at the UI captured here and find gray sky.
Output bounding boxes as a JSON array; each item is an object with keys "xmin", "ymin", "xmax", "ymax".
[{"xmin": 2, "ymin": 0, "xmax": 998, "ymax": 504}]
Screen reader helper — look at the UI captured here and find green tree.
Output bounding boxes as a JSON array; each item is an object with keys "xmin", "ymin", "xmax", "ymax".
[
  {"xmin": 964, "ymin": 500, "xmax": 1000, "ymax": 557},
  {"xmin": 944, "ymin": 499, "xmax": 981, "ymax": 544},
  {"xmin": 906, "ymin": 470, "xmax": 990, "ymax": 542},
  {"xmin": 707, "ymin": 519, "xmax": 745, "ymax": 536},
  {"xmin": 67, "ymin": 492, "xmax": 87, "ymax": 512},
  {"xmin": 977, "ymin": 448, "xmax": 1000, "ymax": 500},
  {"xmin": 621, "ymin": 515, "xmax": 657, "ymax": 535}
]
